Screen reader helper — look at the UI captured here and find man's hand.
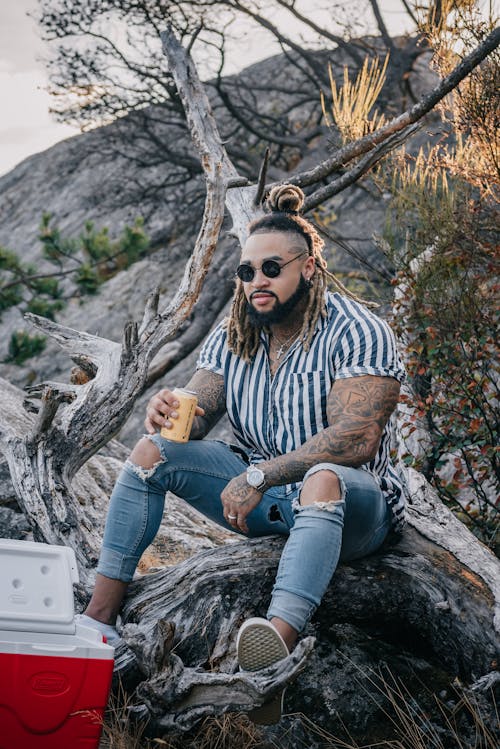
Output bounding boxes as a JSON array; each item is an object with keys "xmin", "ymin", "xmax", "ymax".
[
  {"xmin": 221, "ymin": 474, "xmax": 263, "ymax": 533},
  {"xmin": 144, "ymin": 388, "xmax": 205, "ymax": 434}
]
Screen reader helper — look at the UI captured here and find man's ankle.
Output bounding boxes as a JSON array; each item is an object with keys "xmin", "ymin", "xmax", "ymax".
[
  {"xmin": 84, "ymin": 607, "xmax": 116, "ymax": 626},
  {"xmin": 270, "ymin": 617, "xmax": 298, "ymax": 651}
]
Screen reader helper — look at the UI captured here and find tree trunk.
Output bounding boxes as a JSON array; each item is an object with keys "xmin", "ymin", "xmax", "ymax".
[{"xmin": 2, "ymin": 373, "xmax": 497, "ymax": 735}]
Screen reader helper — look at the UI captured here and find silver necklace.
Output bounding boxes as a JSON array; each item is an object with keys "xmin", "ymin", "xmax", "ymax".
[{"xmin": 272, "ymin": 327, "xmax": 302, "ymax": 360}]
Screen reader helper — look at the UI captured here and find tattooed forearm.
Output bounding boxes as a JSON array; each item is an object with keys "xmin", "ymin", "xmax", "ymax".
[
  {"xmin": 259, "ymin": 375, "xmax": 400, "ymax": 488},
  {"xmin": 185, "ymin": 369, "xmax": 226, "ymax": 439}
]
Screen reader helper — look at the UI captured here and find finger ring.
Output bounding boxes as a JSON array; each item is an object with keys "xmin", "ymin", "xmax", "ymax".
[{"xmin": 228, "ymin": 514, "xmax": 237, "ymax": 520}]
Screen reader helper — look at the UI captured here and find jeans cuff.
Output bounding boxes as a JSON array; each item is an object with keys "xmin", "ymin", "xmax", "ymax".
[
  {"xmin": 267, "ymin": 589, "xmax": 316, "ymax": 633},
  {"xmin": 96, "ymin": 547, "xmax": 138, "ymax": 582}
]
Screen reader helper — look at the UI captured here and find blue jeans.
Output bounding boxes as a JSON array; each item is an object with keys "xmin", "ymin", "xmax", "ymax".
[{"xmin": 97, "ymin": 436, "xmax": 391, "ymax": 633}]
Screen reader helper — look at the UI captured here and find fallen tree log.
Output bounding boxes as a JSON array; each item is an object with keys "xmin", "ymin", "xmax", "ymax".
[
  {"xmin": 1, "ymin": 373, "xmax": 497, "ymax": 741},
  {"xmin": 103, "ymin": 465, "xmax": 499, "ymax": 737}
]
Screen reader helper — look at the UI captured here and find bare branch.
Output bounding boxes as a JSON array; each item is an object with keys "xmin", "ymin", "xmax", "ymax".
[
  {"xmin": 13, "ymin": 25, "xmax": 257, "ymax": 487},
  {"xmin": 214, "ymin": 74, "xmax": 310, "ymax": 151},
  {"xmin": 139, "ymin": 286, "xmax": 160, "ymax": 340},
  {"xmin": 304, "ymin": 123, "xmax": 421, "ymax": 210},
  {"xmin": 274, "ymin": 0, "xmax": 364, "ymax": 66},
  {"xmin": 24, "ymin": 312, "xmax": 120, "ymax": 361},
  {"xmin": 231, "ymin": 0, "xmax": 330, "ymax": 85},
  {"xmin": 368, "ymin": 0, "xmax": 396, "ymax": 53},
  {"xmin": 32, "ymin": 387, "xmax": 76, "ymax": 438},
  {"xmin": 254, "ymin": 147, "xmax": 271, "ymax": 207},
  {"xmin": 121, "ymin": 320, "xmax": 139, "ymax": 367},
  {"xmin": 399, "ymin": 0, "xmax": 420, "ymax": 27}
]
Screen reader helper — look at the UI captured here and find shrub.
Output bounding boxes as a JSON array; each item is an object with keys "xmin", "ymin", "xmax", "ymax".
[{"xmin": 6, "ymin": 331, "xmax": 47, "ymax": 365}]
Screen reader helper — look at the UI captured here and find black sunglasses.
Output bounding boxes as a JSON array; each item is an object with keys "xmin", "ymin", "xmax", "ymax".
[{"xmin": 236, "ymin": 252, "xmax": 307, "ymax": 282}]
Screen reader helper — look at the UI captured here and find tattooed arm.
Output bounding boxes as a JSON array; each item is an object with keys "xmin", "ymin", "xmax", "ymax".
[
  {"xmin": 257, "ymin": 375, "xmax": 401, "ymax": 489},
  {"xmin": 144, "ymin": 369, "xmax": 226, "ymax": 439},
  {"xmin": 185, "ymin": 369, "xmax": 226, "ymax": 439}
]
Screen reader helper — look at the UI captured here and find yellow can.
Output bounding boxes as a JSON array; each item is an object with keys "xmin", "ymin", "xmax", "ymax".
[{"xmin": 160, "ymin": 388, "xmax": 198, "ymax": 443}]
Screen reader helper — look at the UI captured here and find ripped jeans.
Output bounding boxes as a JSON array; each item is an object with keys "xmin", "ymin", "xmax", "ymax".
[{"xmin": 97, "ymin": 436, "xmax": 391, "ymax": 633}]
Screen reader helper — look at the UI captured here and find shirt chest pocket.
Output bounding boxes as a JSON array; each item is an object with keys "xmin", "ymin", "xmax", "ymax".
[{"xmin": 280, "ymin": 371, "xmax": 328, "ymax": 438}]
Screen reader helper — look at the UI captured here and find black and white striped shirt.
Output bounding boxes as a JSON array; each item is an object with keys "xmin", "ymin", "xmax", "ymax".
[{"xmin": 197, "ymin": 291, "xmax": 407, "ymax": 530}]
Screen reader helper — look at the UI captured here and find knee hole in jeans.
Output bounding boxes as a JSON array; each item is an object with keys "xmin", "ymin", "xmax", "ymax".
[
  {"xmin": 298, "ymin": 468, "xmax": 345, "ymax": 511},
  {"xmin": 129, "ymin": 437, "xmax": 163, "ymax": 472}
]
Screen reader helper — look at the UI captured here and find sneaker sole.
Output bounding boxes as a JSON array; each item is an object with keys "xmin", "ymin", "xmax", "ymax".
[{"xmin": 237, "ymin": 618, "xmax": 289, "ymax": 672}]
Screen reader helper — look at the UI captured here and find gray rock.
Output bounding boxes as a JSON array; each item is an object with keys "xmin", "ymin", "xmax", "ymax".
[
  {"xmin": 0, "ymin": 458, "xmax": 17, "ymax": 509},
  {"xmin": 0, "ymin": 506, "xmax": 31, "ymax": 540}
]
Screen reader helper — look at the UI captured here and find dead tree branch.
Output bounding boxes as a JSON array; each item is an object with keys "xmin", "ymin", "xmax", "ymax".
[{"xmin": 0, "ymin": 25, "xmax": 260, "ymax": 584}]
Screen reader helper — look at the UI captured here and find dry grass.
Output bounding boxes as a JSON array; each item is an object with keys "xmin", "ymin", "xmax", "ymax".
[
  {"xmin": 98, "ymin": 684, "xmax": 152, "ymax": 749},
  {"xmin": 182, "ymin": 713, "xmax": 268, "ymax": 749},
  {"xmin": 99, "ymin": 670, "xmax": 498, "ymax": 749},
  {"xmin": 321, "ymin": 54, "xmax": 388, "ymax": 143},
  {"xmin": 99, "ymin": 708, "xmax": 268, "ymax": 749}
]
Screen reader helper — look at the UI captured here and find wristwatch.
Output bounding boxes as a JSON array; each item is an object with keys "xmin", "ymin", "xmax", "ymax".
[{"xmin": 246, "ymin": 464, "xmax": 266, "ymax": 492}]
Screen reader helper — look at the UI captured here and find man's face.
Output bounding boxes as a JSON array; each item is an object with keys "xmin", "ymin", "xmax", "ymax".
[{"xmin": 239, "ymin": 231, "xmax": 315, "ymax": 326}]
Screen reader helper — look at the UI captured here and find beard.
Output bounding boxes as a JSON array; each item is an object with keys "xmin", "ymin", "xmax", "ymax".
[{"xmin": 246, "ymin": 274, "xmax": 310, "ymax": 328}]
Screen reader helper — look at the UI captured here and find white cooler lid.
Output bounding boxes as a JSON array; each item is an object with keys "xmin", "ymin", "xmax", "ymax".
[
  {"xmin": 0, "ymin": 623, "xmax": 115, "ymax": 659},
  {"xmin": 0, "ymin": 539, "xmax": 79, "ymax": 634}
]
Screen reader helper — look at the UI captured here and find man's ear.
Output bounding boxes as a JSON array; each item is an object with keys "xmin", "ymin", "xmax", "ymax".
[{"xmin": 304, "ymin": 254, "xmax": 316, "ymax": 277}]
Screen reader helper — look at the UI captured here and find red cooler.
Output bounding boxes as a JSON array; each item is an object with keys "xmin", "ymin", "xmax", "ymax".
[{"xmin": 0, "ymin": 539, "xmax": 114, "ymax": 749}]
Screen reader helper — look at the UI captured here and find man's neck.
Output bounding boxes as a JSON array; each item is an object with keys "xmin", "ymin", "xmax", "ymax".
[{"xmin": 269, "ymin": 320, "xmax": 301, "ymax": 340}]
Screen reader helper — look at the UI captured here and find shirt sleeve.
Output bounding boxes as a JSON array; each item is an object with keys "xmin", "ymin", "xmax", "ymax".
[
  {"xmin": 332, "ymin": 311, "xmax": 406, "ymax": 383},
  {"xmin": 196, "ymin": 319, "xmax": 228, "ymax": 376}
]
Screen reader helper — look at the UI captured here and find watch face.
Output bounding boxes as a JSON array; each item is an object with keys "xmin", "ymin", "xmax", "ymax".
[{"xmin": 247, "ymin": 465, "xmax": 265, "ymax": 487}]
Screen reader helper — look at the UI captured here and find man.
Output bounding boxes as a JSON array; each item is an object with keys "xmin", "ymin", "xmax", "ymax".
[{"xmin": 79, "ymin": 184, "xmax": 405, "ymax": 719}]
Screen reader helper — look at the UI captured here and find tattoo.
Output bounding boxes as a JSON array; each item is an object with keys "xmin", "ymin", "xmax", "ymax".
[
  {"xmin": 259, "ymin": 375, "xmax": 400, "ymax": 488},
  {"xmin": 185, "ymin": 369, "xmax": 226, "ymax": 439}
]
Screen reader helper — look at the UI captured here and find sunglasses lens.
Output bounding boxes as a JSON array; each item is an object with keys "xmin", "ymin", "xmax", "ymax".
[
  {"xmin": 236, "ymin": 259, "xmax": 283, "ymax": 281},
  {"xmin": 236, "ymin": 264, "xmax": 255, "ymax": 282},
  {"xmin": 262, "ymin": 260, "xmax": 281, "ymax": 278}
]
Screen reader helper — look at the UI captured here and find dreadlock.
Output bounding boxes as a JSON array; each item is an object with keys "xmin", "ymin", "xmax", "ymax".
[{"xmin": 226, "ymin": 184, "xmax": 376, "ymax": 361}]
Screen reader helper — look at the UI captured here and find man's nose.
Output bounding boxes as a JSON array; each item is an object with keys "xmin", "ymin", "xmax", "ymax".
[{"xmin": 251, "ymin": 268, "xmax": 271, "ymax": 286}]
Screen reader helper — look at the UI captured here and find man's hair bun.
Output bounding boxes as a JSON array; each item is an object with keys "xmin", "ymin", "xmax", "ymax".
[{"xmin": 266, "ymin": 184, "xmax": 305, "ymax": 214}]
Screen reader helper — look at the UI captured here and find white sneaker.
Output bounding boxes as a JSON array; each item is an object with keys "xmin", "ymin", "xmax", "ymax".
[
  {"xmin": 75, "ymin": 613, "xmax": 121, "ymax": 645},
  {"xmin": 236, "ymin": 617, "xmax": 290, "ymax": 725}
]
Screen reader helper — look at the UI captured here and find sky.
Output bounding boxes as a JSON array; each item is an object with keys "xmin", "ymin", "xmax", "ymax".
[
  {"xmin": 0, "ymin": 1, "xmax": 414, "ymax": 178},
  {"xmin": 0, "ymin": 0, "xmax": 78, "ymax": 177}
]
